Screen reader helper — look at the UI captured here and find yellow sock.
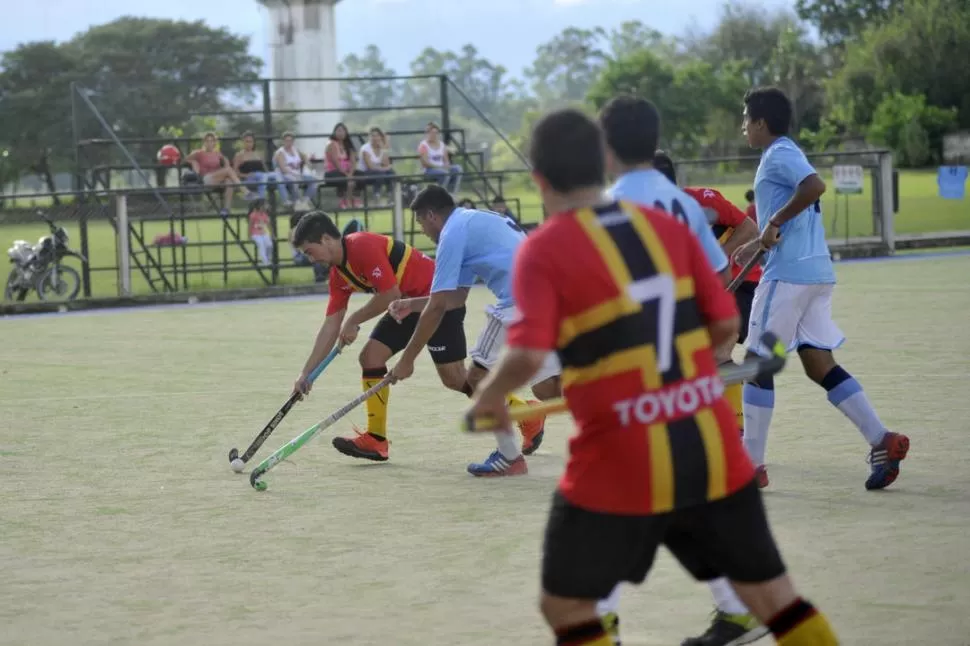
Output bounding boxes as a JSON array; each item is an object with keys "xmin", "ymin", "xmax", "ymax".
[
  {"xmin": 507, "ymin": 393, "xmax": 528, "ymax": 408},
  {"xmin": 772, "ymin": 600, "xmax": 839, "ymax": 645},
  {"xmin": 555, "ymin": 618, "xmax": 614, "ymax": 645},
  {"xmin": 724, "ymin": 382, "xmax": 744, "ymax": 433},
  {"xmin": 362, "ymin": 373, "xmax": 390, "ymax": 439}
]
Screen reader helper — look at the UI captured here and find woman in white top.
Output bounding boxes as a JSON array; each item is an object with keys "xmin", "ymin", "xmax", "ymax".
[
  {"xmin": 356, "ymin": 127, "xmax": 396, "ymax": 203},
  {"xmin": 417, "ymin": 121, "xmax": 463, "ymax": 194},
  {"xmin": 272, "ymin": 131, "xmax": 318, "ymax": 209}
]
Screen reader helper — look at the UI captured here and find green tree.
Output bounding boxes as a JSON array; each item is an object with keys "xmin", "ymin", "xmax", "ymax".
[
  {"xmin": 588, "ymin": 49, "xmax": 747, "ymax": 156},
  {"xmin": 339, "ymin": 45, "xmax": 399, "ymax": 111},
  {"xmin": 867, "ymin": 93, "xmax": 957, "ymax": 166},
  {"xmin": 525, "ymin": 27, "xmax": 610, "ymax": 107},
  {"xmin": 0, "ymin": 41, "xmax": 82, "ymax": 200},
  {"xmin": 795, "ymin": 0, "xmax": 903, "ymax": 46},
  {"xmin": 827, "ymin": 0, "xmax": 970, "ymax": 132}
]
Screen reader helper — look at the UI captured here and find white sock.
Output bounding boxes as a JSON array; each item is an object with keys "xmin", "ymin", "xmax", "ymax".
[
  {"xmin": 742, "ymin": 384, "xmax": 774, "ymax": 465},
  {"xmin": 826, "ymin": 376, "xmax": 887, "ymax": 446},
  {"xmin": 597, "ymin": 584, "xmax": 621, "ymax": 616},
  {"xmin": 494, "ymin": 430, "xmax": 521, "ymax": 461},
  {"xmin": 709, "ymin": 577, "xmax": 749, "ymax": 615}
]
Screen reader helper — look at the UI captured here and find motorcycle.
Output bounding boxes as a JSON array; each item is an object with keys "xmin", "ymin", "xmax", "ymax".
[{"xmin": 5, "ymin": 213, "xmax": 87, "ymax": 302}]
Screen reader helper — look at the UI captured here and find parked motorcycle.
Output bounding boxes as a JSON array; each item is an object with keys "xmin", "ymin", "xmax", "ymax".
[{"xmin": 5, "ymin": 213, "xmax": 87, "ymax": 302}]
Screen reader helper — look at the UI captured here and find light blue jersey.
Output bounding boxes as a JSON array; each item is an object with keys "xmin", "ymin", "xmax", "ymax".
[
  {"xmin": 608, "ymin": 169, "xmax": 728, "ymax": 273},
  {"xmin": 754, "ymin": 137, "xmax": 835, "ymax": 284},
  {"xmin": 430, "ymin": 207, "xmax": 526, "ymax": 308},
  {"xmin": 938, "ymin": 166, "xmax": 967, "ymax": 200}
]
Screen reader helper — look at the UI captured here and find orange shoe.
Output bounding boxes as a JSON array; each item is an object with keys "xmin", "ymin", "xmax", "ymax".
[
  {"xmin": 332, "ymin": 426, "xmax": 389, "ymax": 462},
  {"xmin": 518, "ymin": 400, "xmax": 546, "ymax": 456},
  {"xmin": 754, "ymin": 465, "xmax": 769, "ymax": 489}
]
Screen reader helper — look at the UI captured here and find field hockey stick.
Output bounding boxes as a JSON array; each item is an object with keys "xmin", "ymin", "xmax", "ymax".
[
  {"xmin": 228, "ymin": 344, "xmax": 343, "ymax": 469},
  {"xmin": 727, "ymin": 248, "xmax": 766, "ymax": 292},
  {"xmin": 249, "ymin": 375, "xmax": 393, "ymax": 491},
  {"xmin": 463, "ymin": 332, "xmax": 786, "ymax": 432}
]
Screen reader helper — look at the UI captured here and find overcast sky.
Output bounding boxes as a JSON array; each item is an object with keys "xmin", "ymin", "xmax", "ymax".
[{"xmin": 1, "ymin": 0, "xmax": 795, "ymax": 77}]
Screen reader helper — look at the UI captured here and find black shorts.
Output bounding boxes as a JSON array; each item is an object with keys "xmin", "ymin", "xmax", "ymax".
[
  {"xmin": 541, "ymin": 479, "xmax": 786, "ymax": 600},
  {"xmin": 735, "ymin": 281, "xmax": 756, "ymax": 345},
  {"xmin": 370, "ymin": 306, "xmax": 467, "ymax": 365}
]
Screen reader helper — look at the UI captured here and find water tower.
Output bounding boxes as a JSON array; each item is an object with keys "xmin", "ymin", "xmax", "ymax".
[{"xmin": 258, "ymin": 0, "xmax": 342, "ymax": 154}]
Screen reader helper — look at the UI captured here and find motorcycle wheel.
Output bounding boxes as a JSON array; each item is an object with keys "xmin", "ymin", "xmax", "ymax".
[
  {"xmin": 38, "ymin": 265, "xmax": 81, "ymax": 301},
  {"xmin": 4, "ymin": 269, "xmax": 29, "ymax": 302}
]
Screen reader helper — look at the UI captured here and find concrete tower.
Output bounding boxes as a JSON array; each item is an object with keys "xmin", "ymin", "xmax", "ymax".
[{"xmin": 258, "ymin": 0, "xmax": 342, "ymax": 153}]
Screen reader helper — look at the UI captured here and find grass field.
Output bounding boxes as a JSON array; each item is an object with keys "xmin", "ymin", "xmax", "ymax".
[
  {"xmin": 2, "ymin": 169, "xmax": 968, "ymax": 299},
  {"xmin": 2, "ymin": 254, "xmax": 969, "ymax": 645}
]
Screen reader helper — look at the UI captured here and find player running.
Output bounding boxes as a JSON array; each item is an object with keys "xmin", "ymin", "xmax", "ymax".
[
  {"xmin": 654, "ymin": 154, "xmax": 770, "ymax": 646},
  {"xmin": 594, "ymin": 96, "xmax": 754, "ymax": 644},
  {"xmin": 290, "ymin": 211, "xmax": 480, "ymax": 463},
  {"xmin": 388, "ymin": 185, "xmax": 560, "ymax": 476},
  {"xmin": 733, "ymin": 86, "xmax": 909, "ymax": 492},
  {"xmin": 466, "ymin": 107, "xmax": 839, "ymax": 646}
]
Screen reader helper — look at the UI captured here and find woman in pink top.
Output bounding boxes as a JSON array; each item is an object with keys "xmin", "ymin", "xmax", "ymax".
[
  {"xmin": 324, "ymin": 122, "xmax": 361, "ymax": 209},
  {"xmin": 185, "ymin": 132, "xmax": 242, "ymax": 215}
]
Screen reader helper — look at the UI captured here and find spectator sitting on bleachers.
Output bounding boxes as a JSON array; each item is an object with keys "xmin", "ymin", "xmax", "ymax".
[
  {"xmin": 324, "ymin": 122, "xmax": 361, "ymax": 209},
  {"xmin": 248, "ymin": 201, "xmax": 274, "ymax": 266},
  {"xmin": 185, "ymin": 131, "xmax": 243, "ymax": 216},
  {"xmin": 491, "ymin": 195, "xmax": 516, "ymax": 218},
  {"xmin": 458, "ymin": 198, "xmax": 476, "ymax": 209},
  {"xmin": 234, "ymin": 131, "xmax": 283, "ymax": 203},
  {"xmin": 418, "ymin": 122, "xmax": 462, "ymax": 194},
  {"xmin": 273, "ymin": 132, "xmax": 319, "ymax": 211},
  {"xmin": 356, "ymin": 127, "xmax": 396, "ymax": 204}
]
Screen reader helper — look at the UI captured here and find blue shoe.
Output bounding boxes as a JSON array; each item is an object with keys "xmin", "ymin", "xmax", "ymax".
[
  {"xmin": 865, "ymin": 431, "xmax": 910, "ymax": 490},
  {"xmin": 467, "ymin": 450, "xmax": 528, "ymax": 477}
]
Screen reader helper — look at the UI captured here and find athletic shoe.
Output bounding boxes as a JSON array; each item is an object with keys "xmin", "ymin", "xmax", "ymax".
[
  {"xmin": 681, "ymin": 610, "xmax": 769, "ymax": 646},
  {"xmin": 467, "ymin": 450, "xmax": 527, "ymax": 477},
  {"xmin": 332, "ymin": 426, "xmax": 389, "ymax": 462},
  {"xmin": 519, "ymin": 400, "xmax": 546, "ymax": 455},
  {"xmin": 601, "ymin": 611, "xmax": 621, "ymax": 645},
  {"xmin": 865, "ymin": 431, "xmax": 910, "ymax": 490},
  {"xmin": 754, "ymin": 465, "xmax": 769, "ymax": 489}
]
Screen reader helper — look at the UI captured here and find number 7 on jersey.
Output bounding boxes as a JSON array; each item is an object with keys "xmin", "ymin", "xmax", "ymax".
[{"xmin": 626, "ymin": 273, "xmax": 676, "ymax": 372}]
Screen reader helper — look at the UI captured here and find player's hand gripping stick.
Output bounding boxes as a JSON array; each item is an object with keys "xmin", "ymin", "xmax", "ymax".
[
  {"xmin": 228, "ymin": 343, "xmax": 344, "ymax": 471},
  {"xmin": 463, "ymin": 332, "xmax": 786, "ymax": 432}
]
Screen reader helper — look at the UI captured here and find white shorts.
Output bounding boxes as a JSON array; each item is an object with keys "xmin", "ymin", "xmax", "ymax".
[
  {"xmin": 470, "ymin": 304, "xmax": 561, "ymax": 387},
  {"xmin": 747, "ymin": 281, "xmax": 845, "ymax": 355}
]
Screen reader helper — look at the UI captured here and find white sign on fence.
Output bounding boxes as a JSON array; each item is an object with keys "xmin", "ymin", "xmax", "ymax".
[{"xmin": 833, "ymin": 165, "xmax": 864, "ymax": 194}]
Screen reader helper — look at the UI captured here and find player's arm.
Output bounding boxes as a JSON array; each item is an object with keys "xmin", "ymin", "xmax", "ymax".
[
  {"xmin": 344, "ymin": 242, "xmax": 404, "ymax": 329},
  {"xmin": 722, "ymin": 216, "xmax": 758, "ymax": 258},
  {"xmin": 765, "ymin": 150, "xmax": 826, "ymax": 226},
  {"xmin": 687, "ymin": 232, "xmax": 739, "ymax": 348},
  {"xmin": 185, "ymin": 150, "xmax": 200, "ymax": 174},
  {"xmin": 417, "ymin": 142, "xmax": 433, "ymax": 168},
  {"xmin": 474, "ymin": 241, "xmax": 558, "ymax": 402},
  {"xmin": 707, "ymin": 192, "xmax": 759, "ymax": 257},
  {"xmin": 301, "ymin": 308, "xmax": 344, "ymax": 377},
  {"xmin": 396, "ymin": 228, "xmax": 466, "ymax": 366},
  {"xmin": 395, "ymin": 288, "xmax": 467, "ymax": 314}
]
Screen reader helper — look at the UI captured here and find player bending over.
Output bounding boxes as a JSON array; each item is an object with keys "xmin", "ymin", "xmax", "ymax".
[
  {"xmin": 466, "ymin": 107, "xmax": 838, "ymax": 646},
  {"xmin": 733, "ymin": 86, "xmax": 909, "ymax": 491},
  {"xmin": 388, "ymin": 185, "xmax": 560, "ymax": 476},
  {"xmin": 654, "ymin": 154, "xmax": 771, "ymax": 646},
  {"xmin": 594, "ymin": 96, "xmax": 757, "ymax": 644},
  {"xmin": 290, "ymin": 211, "xmax": 469, "ymax": 462}
]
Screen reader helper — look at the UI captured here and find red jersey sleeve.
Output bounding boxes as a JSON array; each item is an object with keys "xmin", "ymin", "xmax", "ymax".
[
  {"xmin": 326, "ymin": 268, "xmax": 351, "ymax": 315},
  {"xmin": 686, "ymin": 229, "xmax": 738, "ymax": 324},
  {"xmin": 349, "ymin": 234, "xmax": 399, "ymax": 293},
  {"xmin": 688, "ymin": 188, "xmax": 748, "ymax": 228},
  {"xmin": 506, "ymin": 233, "xmax": 560, "ymax": 350}
]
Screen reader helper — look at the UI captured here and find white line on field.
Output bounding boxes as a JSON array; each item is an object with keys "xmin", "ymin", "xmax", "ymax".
[{"xmin": 0, "ymin": 374, "xmax": 966, "ymax": 404}]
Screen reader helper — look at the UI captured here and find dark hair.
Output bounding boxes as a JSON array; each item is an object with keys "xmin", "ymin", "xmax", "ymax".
[
  {"xmin": 203, "ymin": 131, "xmax": 217, "ymax": 140},
  {"xmin": 530, "ymin": 108, "xmax": 605, "ymax": 193},
  {"xmin": 369, "ymin": 126, "xmax": 386, "ymax": 145},
  {"xmin": 426, "ymin": 121, "xmax": 440, "ymax": 132},
  {"xmin": 743, "ymin": 87, "xmax": 791, "ymax": 136},
  {"xmin": 457, "ymin": 198, "xmax": 476, "ymax": 209},
  {"xmin": 653, "ymin": 151, "xmax": 677, "ymax": 184},
  {"xmin": 745, "ymin": 189, "xmax": 755, "ymax": 203},
  {"xmin": 241, "ymin": 130, "xmax": 254, "ymax": 139},
  {"xmin": 598, "ymin": 96, "xmax": 660, "ymax": 165},
  {"xmin": 492, "ymin": 194, "xmax": 506, "ymax": 203},
  {"xmin": 330, "ymin": 122, "xmax": 355, "ymax": 153},
  {"xmin": 410, "ymin": 184, "xmax": 456, "ymax": 214},
  {"xmin": 291, "ymin": 211, "xmax": 341, "ymax": 246}
]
